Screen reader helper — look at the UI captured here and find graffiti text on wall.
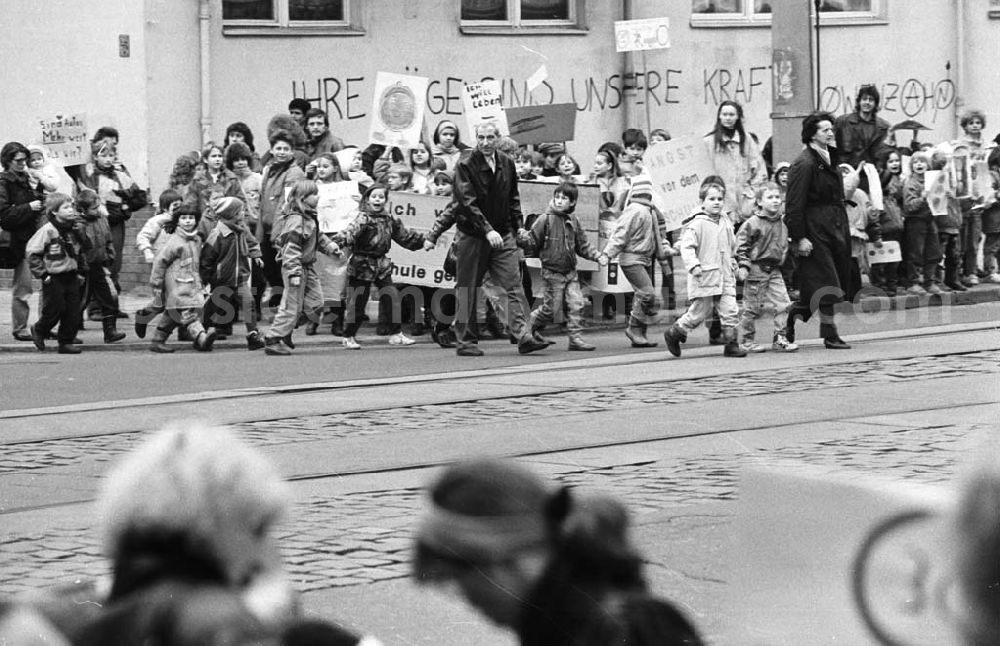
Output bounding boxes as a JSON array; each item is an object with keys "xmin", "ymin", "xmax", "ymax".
[
  {"xmin": 293, "ymin": 71, "xmax": 957, "ymax": 122},
  {"xmin": 820, "ymin": 79, "xmax": 956, "ymax": 121}
]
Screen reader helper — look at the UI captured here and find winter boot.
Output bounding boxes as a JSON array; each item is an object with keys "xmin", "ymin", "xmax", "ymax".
[
  {"xmin": 707, "ymin": 315, "xmax": 724, "ymax": 345},
  {"xmin": 567, "ymin": 333, "xmax": 596, "ymax": 351},
  {"xmin": 264, "ymin": 336, "xmax": 291, "ymax": 356},
  {"xmin": 722, "ymin": 328, "xmax": 747, "ymax": 357},
  {"xmin": 58, "ymin": 343, "xmax": 82, "ymax": 354},
  {"xmin": 625, "ymin": 318, "xmax": 657, "ymax": 348},
  {"xmin": 246, "ymin": 330, "xmax": 265, "ymax": 351},
  {"xmin": 149, "ymin": 328, "xmax": 174, "ymax": 353},
  {"xmin": 193, "ymin": 327, "xmax": 218, "ymax": 352},
  {"xmin": 663, "ymin": 323, "xmax": 686, "ymax": 357},
  {"xmin": 102, "ymin": 316, "xmax": 126, "ymax": 344},
  {"xmin": 134, "ymin": 307, "xmax": 154, "ymax": 339}
]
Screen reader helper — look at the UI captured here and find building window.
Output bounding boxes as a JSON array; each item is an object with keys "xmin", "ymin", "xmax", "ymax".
[
  {"xmin": 692, "ymin": 0, "xmax": 885, "ymax": 27},
  {"xmin": 222, "ymin": 0, "xmax": 361, "ymax": 36},
  {"xmin": 460, "ymin": 0, "xmax": 587, "ymax": 33}
]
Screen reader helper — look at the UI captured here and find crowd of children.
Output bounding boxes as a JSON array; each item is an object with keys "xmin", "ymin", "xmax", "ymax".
[{"xmin": 3, "ymin": 99, "xmax": 998, "ymax": 357}]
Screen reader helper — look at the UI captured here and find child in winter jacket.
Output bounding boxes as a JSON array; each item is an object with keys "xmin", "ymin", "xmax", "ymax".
[
  {"xmin": 598, "ymin": 177, "xmax": 672, "ymax": 348},
  {"xmin": 148, "ymin": 205, "xmax": 217, "ymax": 353},
  {"xmin": 76, "ymin": 189, "xmax": 126, "ymax": 344},
  {"xmin": 520, "ymin": 182, "xmax": 604, "ymax": 351},
  {"xmin": 735, "ymin": 183, "xmax": 797, "ymax": 353},
  {"xmin": 930, "ymin": 149, "xmax": 964, "ymax": 292},
  {"xmin": 133, "ymin": 189, "xmax": 183, "ymax": 340},
  {"xmin": 330, "ymin": 184, "xmax": 426, "ymax": 350},
  {"xmin": 664, "ymin": 182, "xmax": 746, "ymax": 358},
  {"xmin": 25, "ymin": 193, "xmax": 86, "ymax": 353},
  {"xmin": 902, "ymin": 152, "xmax": 943, "ymax": 294},
  {"xmin": 264, "ymin": 179, "xmax": 341, "ymax": 355},
  {"xmin": 872, "ymin": 151, "xmax": 906, "ymax": 295},
  {"xmin": 200, "ymin": 197, "xmax": 264, "ymax": 351}
]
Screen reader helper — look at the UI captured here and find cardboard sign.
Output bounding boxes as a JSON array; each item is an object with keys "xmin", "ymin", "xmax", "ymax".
[
  {"xmin": 867, "ymin": 240, "xmax": 902, "ymax": 264},
  {"xmin": 925, "ymin": 170, "xmax": 950, "ymax": 216},
  {"xmin": 379, "ymin": 192, "xmax": 456, "ymax": 288},
  {"xmin": 862, "ymin": 162, "xmax": 884, "ymax": 211},
  {"xmin": 730, "ymin": 465, "xmax": 962, "ymax": 645},
  {"xmin": 369, "ymin": 72, "xmax": 429, "ymax": 149},
  {"xmin": 614, "ymin": 17, "xmax": 671, "ymax": 52},
  {"xmin": 643, "ymin": 136, "xmax": 717, "ymax": 231},
  {"xmin": 39, "ymin": 113, "xmax": 89, "ymax": 166},
  {"xmin": 462, "ymin": 80, "xmax": 508, "ymax": 143},
  {"xmin": 505, "ymin": 103, "xmax": 577, "ymax": 146}
]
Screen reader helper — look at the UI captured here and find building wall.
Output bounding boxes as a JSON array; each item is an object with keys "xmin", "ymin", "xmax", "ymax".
[
  {"xmin": 0, "ymin": 0, "xmax": 151, "ymax": 188},
  {"xmin": 2, "ymin": 1, "xmax": 997, "ymax": 203}
]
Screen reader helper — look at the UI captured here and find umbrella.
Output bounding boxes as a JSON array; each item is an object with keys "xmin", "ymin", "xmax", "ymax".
[{"xmin": 890, "ymin": 119, "xmax": 931, "ymax": 133}]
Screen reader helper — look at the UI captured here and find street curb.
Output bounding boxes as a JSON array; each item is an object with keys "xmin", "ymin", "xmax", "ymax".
[{"xmin": 2, "ymin": 286, "xmax": 998, "ymax": 353}]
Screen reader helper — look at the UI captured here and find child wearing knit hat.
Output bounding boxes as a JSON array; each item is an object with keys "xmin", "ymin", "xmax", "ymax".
[{"xmin": 598, "ymin": 177, "xmax": 673, "ymax": 348}]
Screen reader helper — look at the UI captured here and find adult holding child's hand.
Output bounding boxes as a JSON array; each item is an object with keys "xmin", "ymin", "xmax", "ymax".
[{"xmin": 785, "ymin": 111, "xmax": 853, "ymax": 350}]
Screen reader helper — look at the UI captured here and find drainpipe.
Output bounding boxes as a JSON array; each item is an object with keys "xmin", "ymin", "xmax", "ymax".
[
  {"xmin": 954, "ymin": 0, "xmax": 965, "ymax": 138},
  {"xmin": 622, "ymin": 0, "xmax": 638, "ymax": 131},
  {"xmin": 199, "ymin": 0, "xmax": 212, "ymax": 143}
]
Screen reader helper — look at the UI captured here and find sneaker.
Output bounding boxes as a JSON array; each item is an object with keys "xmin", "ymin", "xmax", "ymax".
[
  {"xmin": 962, "ymin": 274, "xmax": 979, "ymax": 287},
  {"xmin": 985, "ymin": 273, "xmax": 1000, "ymax": 284},
  {"xmin": 906, "ymin": 284, "xmax": 927, "ymax": 296},
  {"xmin": 388, "ymin": 332, "xmax": 416, "ymax": 346},
  {"xmin": 925, "ymin": 283, "xmax": 943, "ymax": 295},
  {"xmin": 741, "ymin": 342, "xmax": 767, "ymax": 353},
  {"xmin": 246, "ymin": 330, "xmax": 265, "ymax": 351},
  {"xmin": 342, "ymin": 336, "xmax": 361, "ymax": 350},
  {"xmin": 772, "ymin": 334, "xmax": 799, "ymax": 352}
]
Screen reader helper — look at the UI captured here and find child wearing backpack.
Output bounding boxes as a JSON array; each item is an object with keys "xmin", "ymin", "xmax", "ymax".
[
  {"xmin": 76, "ymin": 189, "xmax": 126, "ymax": 344},
  {"xmin": 520, "ymin": 182, "xmax": 604, "ymax": 351}
]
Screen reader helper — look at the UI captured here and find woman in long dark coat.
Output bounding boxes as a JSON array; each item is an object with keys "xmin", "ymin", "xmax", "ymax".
[{"xmin": 785, "ymin": 112, "xmax": 852, "ymax": 349}]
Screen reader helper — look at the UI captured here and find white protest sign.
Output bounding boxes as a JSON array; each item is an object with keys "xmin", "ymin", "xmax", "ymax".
[
  {"xmin": 862, "ymin": 162, "xmax": 884, "ymax": 210},
  {"xmin": 39, "ymin": 113, "xmax": 89, "ymax": 166},
  {"xmin": 730, "ymin": 465, "xmax": 963, "ymax": 645},
  {"xmin": 385, "ymin": 192, "xmax": 456, "ymax": 288},
  {"xmin": 867, "ymin": 240, "xmax": 902, "ymax": 264},
  {"xmin": 925, "ymin": 170, "xmax": 950, "ymax": 216},
  {"xmin": 643, "ymin": 136, "xmax": 716, "ymax": 231},
  {"xmin": 462, "ymin": 79, "xmax": 508, "ymax": 143},
  {"xmin": 614, "ymin": 17, "xmax": 670, "ymax": 53},
  {"xmin": 369, "ymin": 72, "xmax": 429, "ymax": 149}
]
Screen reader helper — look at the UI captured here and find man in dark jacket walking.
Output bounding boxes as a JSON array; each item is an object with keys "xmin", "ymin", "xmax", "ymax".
[
  {"xmin": 0, "ymin": 141, "xmax": 44, "ymax": 341},
  {"xmin": 449, "ymin": 123, "xmax": 548, "ymax": 356}
]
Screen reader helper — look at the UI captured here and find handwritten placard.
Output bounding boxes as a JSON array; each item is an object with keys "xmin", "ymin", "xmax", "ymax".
[
  {"xmin": 462, "ymin": 80, "xmax": 508, "ymax": 142},
  {"xmin": 643, "ymin": 135, "xmax": 716, "ymax": 231},
  {"xmin": 39, "ymin": 113, "xmax": 89, "ymax": 165},
  {"xmin": 614, "ymin": 17, "xmax": 671, "ymax": 53}
]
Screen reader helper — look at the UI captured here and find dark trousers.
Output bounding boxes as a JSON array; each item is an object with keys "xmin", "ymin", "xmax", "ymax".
[
  {"xmin": 259, "ymin": 235, "xmax": 284, "ymax": 304},
  {"xmin": 109, "ymin": 221, "xmax": 125, "ymax": 292},
  {"xmin": 453, "ymin": 231, "xmax": 528, "ymax": 349},
  {"xmin": 904, "ymin": 218, "xmax": 941, "ymax": 286},
  {"xmin": 938, "ymin": 232, "xmax": 962, "ymax": 285},
  {"xmin": 37, "ymin": 274, "xmax": 82, "ymax": 344},
  {"xmin": 83, "ymin": 264, "xmax": 119, "ymax": 318},
  {"xmin": 343, "ymin": 274, "xmax": 400, "ymax": 338}
]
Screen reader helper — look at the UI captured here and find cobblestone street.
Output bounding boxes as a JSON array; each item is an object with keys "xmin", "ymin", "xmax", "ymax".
[{"xmin": 2, "ymin": 344, "xmax": 997, "ymax": 611}]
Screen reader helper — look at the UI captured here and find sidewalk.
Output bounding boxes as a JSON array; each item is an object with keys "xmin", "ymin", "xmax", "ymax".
[{"xmin": 2, "ymin": 282, "xmax": 999, "ymax": 352}]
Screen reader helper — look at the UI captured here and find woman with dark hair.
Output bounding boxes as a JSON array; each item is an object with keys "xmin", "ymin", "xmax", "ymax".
[
  {"xmin": 0, "ymin": 141, "xmax": 43, "ymax": 340},
  {"xmin": 224, "ymin": 121, "xmax": 262, "ymax": 172},
  {"xmin": 785, "ymin": 111, "xmax": 852, "ymax": 349},
  {"xmin": 413, "ymin": 458, "xmax": 703, "ymax": 645},
  {"xmin": 704, "ymin": 100, "xmax": 768, "ymax": 224}
]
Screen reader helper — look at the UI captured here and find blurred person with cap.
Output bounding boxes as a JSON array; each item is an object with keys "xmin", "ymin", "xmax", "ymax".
[
  {"xmin": 536, "ymin": 142, "xmax": 565, "ymax": 177},
  {"xmin": 413, "ymin": 457, "xmax": 703, "ymax": 645}
]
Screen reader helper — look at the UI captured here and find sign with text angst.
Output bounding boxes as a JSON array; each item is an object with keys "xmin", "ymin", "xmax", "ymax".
[{"xmin": 643, "ymin": 135, "xmax": 716, "ymax": 231}]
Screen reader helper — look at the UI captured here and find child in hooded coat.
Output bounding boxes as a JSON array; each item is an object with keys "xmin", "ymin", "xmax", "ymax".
[
  {"xmin": 76, "ymin": 189, "xmax": 126, "ymax": 344},
  {"xmin": 200, "ymin": 197, "xmax": 265, "ymax": 351},
  {"xmin": 148, "ymin": 205, "xmax": 217, "ymax": 353}
]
